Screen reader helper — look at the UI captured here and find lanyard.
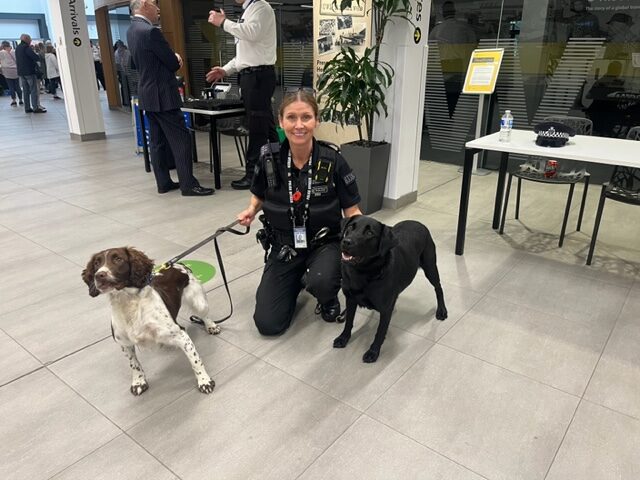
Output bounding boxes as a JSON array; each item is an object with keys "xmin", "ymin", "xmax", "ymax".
[{"xmin": 287, "ymin": 150, "xmax": 313, "ymax": 226}]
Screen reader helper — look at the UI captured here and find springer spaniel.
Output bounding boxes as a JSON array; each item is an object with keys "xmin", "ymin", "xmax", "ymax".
[{"xmin": 82, "ymin": 247, "xmax": 220, "ymax": 396}]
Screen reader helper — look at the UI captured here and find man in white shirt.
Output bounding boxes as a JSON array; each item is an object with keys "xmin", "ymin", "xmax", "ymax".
[{"xmin": 207, "ymin": 0, "xmax": 278, "ymax": 190}]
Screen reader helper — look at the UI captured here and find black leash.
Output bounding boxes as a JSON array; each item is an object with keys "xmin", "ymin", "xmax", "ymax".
[{"xmin": 157, "ymin": 219, "xmax": 250, "ymax": 325}]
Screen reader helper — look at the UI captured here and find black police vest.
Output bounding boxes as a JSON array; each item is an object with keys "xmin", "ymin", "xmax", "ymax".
[{"xmin": 261, "ymin": 141, "xmax": 341, "ymax": 243}]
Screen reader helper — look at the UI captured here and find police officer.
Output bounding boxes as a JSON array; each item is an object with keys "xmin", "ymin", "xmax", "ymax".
[{"xmin": 237, "ymin": 90, "xmax": 362, "ymax": 336}]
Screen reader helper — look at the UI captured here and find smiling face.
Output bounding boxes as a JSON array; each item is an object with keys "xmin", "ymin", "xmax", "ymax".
[
  {"xmin": 279, "ymin": 100, "xmax": 319, "ymax": 150},
  {"xmin": 340, "ymin": 215, "xmax": 386, "ymax": 264}
]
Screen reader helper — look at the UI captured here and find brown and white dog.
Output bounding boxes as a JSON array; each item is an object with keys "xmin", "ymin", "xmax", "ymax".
[{"xmin": 82, "ymin": 247, "xmax": 220, "ymax": 396}]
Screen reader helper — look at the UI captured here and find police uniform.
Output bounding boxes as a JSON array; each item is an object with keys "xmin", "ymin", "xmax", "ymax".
[{"xmin": 251, "ymin": 139, "xmax": 361, "ymax": 335}]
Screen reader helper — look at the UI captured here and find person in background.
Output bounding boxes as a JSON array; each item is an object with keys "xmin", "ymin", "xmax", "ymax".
[
  {"xmin": 0, "ymin": 41, "xmax": 23, "ymax": 107},
  {"xmin": 45, "ymin": 45, "xmax": 61, "ymax": 100},
  {"xmin": 127, "ymin": 0, "xmax": 214, "ymax": 196},
  {"xmin": 15, "ymin": 34, "xmax": 46, "ymax": 113},
  {"xmin": 207, "ymin": 0, "xmax": 279, "ymax": 190},
  {"xmin": 91, "ymin": 41, "xmax": 107, "ymax": 90},
  {"xmin": 35, "ymin": 42, "xmax": 48, "ymax": 93},
  {"xmin": 567, "ymin": 0, "xmax": 600, "ymax": 38},
  {"xmin": 114, "ymin": 40, "xmax": 131, "ymax": 106},
  {"xmin": 236, "ymin": 91, "xmax": 362, "ymax": 335}
]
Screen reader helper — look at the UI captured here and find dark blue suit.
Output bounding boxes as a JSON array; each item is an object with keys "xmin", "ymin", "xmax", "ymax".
[{"xmin": 127, "ymin": 16, "xmax": 200, "ymax": 191}]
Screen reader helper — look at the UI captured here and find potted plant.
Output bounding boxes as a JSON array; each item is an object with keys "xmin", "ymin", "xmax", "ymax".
[{"xmin": 317, "ymin": 0, "xmax": 412, "ymax": 213}]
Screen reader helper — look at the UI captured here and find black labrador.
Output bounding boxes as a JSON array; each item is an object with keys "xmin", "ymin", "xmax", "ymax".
[{"xmin": 336, "ymin": 215, "xmax": 447, "ymax": 362}]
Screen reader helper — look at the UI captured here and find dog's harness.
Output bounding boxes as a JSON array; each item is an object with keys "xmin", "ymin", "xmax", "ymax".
[{"xmin": 157, "ymin": 220, "xmax": 250, "ymax": 324}]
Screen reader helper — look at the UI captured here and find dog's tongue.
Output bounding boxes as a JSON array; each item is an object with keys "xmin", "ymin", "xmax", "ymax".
[{"xmin": 341, "ymin": 252, "xmax": 354, "ymax": 262}]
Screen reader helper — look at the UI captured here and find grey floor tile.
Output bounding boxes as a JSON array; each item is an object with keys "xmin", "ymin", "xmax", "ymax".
[
  {"xmin": 546, "ymin": 401, "xmax": 640, "ymax": 480},
  {"xmin": 255, "ymin": 309, "xmax": 434, "ymax": 411},
  {"xmin": 0, "ymin": 180, "xmax": 23, "ymax": 195},
  {"xmin": 487, "ymin": 260, "xmax": 630, "ymax": 325},
  {"xmin": 300, "ymin": 415, "xmax": 485, "ymax": 480},
  {"xmin": 367, "ymin": 344, "xmax": 579, "ymax": 480},
  {"xmin": 128, "ymin": 355, "xmax": 361, "ymax": 480},
  {"xmin": 50, "ymin": 434, "xmax": 177, "ymax": 480},
  {"xmin": 584, "ymin": 289, "xmax": 640, "ymax": 419},
  {"xmin": 441, "ymin": 296, "xmax": 612, "ymax": 395},
  {"xmin": 0, "ymin": 229, "xmax": 52, "ymax": 262},
  {"xmin": 50, "ymin": 329, "xmax": 247, "ymax": 430},
  {"xmin": 0, "ymin": 199, "xmax": 94, "ymax": 233},
  {"xmin": 0, "ymin": 369, "xmax": 120, "ymax": 480},
  {"xmin": 0, "ymin": 329, "xmax": 42, "ymax": 385}
]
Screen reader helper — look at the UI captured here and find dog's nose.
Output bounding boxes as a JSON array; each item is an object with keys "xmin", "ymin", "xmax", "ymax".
[
  {"xmin": 95, "ymin": 271, "xmax": 107, "ymax": 281},
  {"xmin": 342, "ymin": 237, "xmax": 353, "ymax": 248}
]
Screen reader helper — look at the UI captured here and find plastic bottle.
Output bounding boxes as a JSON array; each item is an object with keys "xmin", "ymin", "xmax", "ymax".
[{"xmin": 499, "ymin": 110, "xmax": 513, "ymax": 142}]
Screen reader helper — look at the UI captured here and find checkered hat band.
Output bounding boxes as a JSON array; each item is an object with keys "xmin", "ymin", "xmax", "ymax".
[{"xmin": 537, "ymin": 129, "xmax": 571, "ymax": 139}]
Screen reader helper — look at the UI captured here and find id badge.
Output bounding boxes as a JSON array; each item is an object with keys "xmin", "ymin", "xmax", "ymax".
[{"xmin": 293, "ymin": 227, "xmax": 308, "ymax": 249}]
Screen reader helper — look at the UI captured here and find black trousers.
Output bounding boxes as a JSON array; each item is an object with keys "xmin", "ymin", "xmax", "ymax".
[
  {"xmin": 254, "ymin": 242, "xmax": 341, "ymax": 336},
  {"xmin": 239, "ymin": 67, "xmax": 278, "ymax": 177},
  {"xmin": 94, "ymin": 61, "xmax": 106, "ymax": 90},
  {"xmin": 146, "ymin": 109, "xmax": 199, "ymax": 191}
]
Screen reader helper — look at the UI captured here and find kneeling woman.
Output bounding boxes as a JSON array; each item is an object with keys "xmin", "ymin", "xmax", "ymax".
[{"xmin": 237, "ymin": 90, "xmax": 362, "ymax": 335}]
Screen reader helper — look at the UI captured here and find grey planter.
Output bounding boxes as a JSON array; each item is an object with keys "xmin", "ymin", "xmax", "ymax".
[{"xmin": 341, "ymin": 141, "xmax": 391, "ymax": 214}]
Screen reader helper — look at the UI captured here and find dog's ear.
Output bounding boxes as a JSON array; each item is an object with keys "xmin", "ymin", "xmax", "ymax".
[
  {"xmin": 82, "ymin": 253, "xmax": 101, "ymax": 297},
  {"xmin": 126, "ymin": 247, "xmax": 154, "ymax": 289},
  {"xmin": 378, "ymin": 224, "xmax": 398, "ymax": 257},
  {"xmin": 341, "ymin": 214, "xmax": 360, "ymax": 234}
]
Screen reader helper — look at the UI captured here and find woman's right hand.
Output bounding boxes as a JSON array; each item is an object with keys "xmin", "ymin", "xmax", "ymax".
[{"xmin": 237, "ymin": 206, "xmax": 256, "ymax": 226}]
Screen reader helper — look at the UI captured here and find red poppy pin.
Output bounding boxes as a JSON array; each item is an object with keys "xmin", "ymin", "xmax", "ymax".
[{"xmin": 292, "ymin": 191, "xmax": 302, "ymax": 202}]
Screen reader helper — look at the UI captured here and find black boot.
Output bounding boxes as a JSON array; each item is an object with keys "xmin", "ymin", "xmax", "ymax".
[
  {"xmin": 231, "ymin": 175, "xmax": 252, "ymax": 190},
  {"xmin": 319, "ymin": 297, "xmax": 341, "ymax": 322}
]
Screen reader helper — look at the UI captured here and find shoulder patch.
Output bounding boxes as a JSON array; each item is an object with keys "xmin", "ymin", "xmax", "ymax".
[{"xmin": 343, "ymin": 172, "xmax": 356, "ymax": 185}]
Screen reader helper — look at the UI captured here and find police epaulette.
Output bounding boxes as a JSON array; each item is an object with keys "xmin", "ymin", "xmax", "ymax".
[{"xmin": 260, "ymin": 142, "xmax": 281, "ymax": 157}]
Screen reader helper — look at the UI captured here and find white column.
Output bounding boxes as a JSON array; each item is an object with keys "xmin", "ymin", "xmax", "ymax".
[
  {"xmin": 374, "ymin": 0, "xmax": 431, "ymax": 209},
  {"xmin": 48, "ymin": 0, "xmax": 105, "ymax": 141}
]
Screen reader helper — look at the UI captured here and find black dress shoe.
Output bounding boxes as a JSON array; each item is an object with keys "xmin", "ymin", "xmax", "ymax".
[
  {"xmin": 33, "ymin": 108, "xmax": 47, "ymax": 113},
  {"xmin": 182, "ymin": 186, "xmax": 214, "ymax": 196},
  {"xmin": 157, "ymin": 181, "xmax": 180, "ymax": 194},
  {"xmin": 320, "ymin": 297, "xmax": 341, "ymax": 322},
  {"xmin": 231, "ymin": 176, "xmax": 252, "ymax": 190}
]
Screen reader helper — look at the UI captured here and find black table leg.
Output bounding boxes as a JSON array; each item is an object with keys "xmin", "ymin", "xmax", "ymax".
[
  {"xmin": 139, "ymin": 107, "xmax": 151, "ymax": 173},
  {"xmin": 455, "ymin": 148, "xmax": 479, "ymax": 255},
  {"xmin": 492, "ymin": 151, "xmax": 509, "ymax": 229},
  {"xmin": 211, "ymin": 118, "xmax": 222, "ymax": 190},
  {"xmin": 190, "ymin": 113, "xmax": 198, "ymax": 163}
]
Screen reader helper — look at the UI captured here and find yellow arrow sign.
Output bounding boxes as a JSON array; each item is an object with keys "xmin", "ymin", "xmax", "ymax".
[{"xmin": 414, "ymin": 27, "xmax": 422, "ymax": 44}]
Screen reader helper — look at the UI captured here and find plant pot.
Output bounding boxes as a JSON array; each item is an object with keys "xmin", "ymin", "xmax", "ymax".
[{"xmin": 341, "ymin": 141, "xmax": 391, "ymax": 214}]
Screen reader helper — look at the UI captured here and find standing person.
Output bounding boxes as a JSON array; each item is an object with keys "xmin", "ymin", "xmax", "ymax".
[
  {"xmin": 236, "ymin": 91, "xmax": 362, "ymax": 335},
  {"xmin": 91, "ymin": 41, "xmax": 106, "ymax": 90},
  {"xmin": 45, "ymin": 45, "xmax": 61, "ymax": 100},
  {"xmin": 36, "ymin": 42, "xmax": 48, "ymax": 93},
  {"xmin": 15, "ymin": 34, "xmax": 46, "ymax": 113},
  {"xmin": 0, "ymin": 41, "xmax": 23, "ymax": 106},
  {"xmin": 127, "ymin": 0, "xmax": 213, "ymax": 196},
  {"xmin": 207, "ymin": 0, "xmax": 279, "ymax": 190},
  {"xmin": 114, "ymin": 40, "xmax": 131, "ymax": 106}
]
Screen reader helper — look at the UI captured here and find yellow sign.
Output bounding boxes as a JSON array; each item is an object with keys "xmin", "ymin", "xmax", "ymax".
[{"xmin": 462, "ymin": 48, "xmax": 504, "ymax": 95}]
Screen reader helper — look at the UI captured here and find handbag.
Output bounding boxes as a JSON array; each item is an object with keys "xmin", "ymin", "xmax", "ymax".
[{"xmin": 34, "ymin": 61, "xmax": 44, "ymax": 80}]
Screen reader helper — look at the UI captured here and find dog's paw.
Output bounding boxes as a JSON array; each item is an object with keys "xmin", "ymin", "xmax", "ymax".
[
  {"xmin": 333, "ymin": 334, "xmax": 351, "ymax": 348},
  {"xmin": 198, "ymin": 379, "xmax": 215, "ymax": 394},
  {"xmin": 130, "ymin": 381, "xmax": 149, "ymax": 396},
  {"xmin": 362, "ymin": 348, "xmax": 380, "ymax": 363},
  {"xmin": 206, "ymin": 324, "xmax": 221, "ymax": 335},
  {"xmin": 436, "ymin": 306, "xmax": 448, "ymax": 321}
]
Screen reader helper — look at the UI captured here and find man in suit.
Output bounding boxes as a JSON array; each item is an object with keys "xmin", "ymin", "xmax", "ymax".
[
  {"xmin": 127, "ymin": 0, "xmax": 213, "ymax": 196},
  {"xmin": 207, "ymin": 0, "xmax": 278, "ymax": 190}
]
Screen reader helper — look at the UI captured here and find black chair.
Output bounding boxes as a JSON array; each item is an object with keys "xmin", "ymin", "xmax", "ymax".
[
  {"xmin": 586, "ymin": 126, "xmax": 640, "ymax": 265},
  {"xmin": 499, "ymin": 116, "xmax": 593, "ymax": 247},
  {"xmin": 216, "ymin": 93, "xmax": 248, "ymax": 167}
]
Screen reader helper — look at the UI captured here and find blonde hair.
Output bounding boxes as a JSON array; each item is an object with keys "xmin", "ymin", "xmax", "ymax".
[{"xmin": 278, "ymin": 90, "xmax": 318, "ymax": 119}]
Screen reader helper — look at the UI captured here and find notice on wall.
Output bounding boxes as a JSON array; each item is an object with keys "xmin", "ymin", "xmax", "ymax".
[{"xmin": 462, "ymin": 48, "xmax": 504, "ymax": 95}]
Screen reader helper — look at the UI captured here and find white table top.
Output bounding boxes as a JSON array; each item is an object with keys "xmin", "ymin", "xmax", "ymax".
[
  {"xmin": 181, "ymin": 107, "xmax": 245, "ymax": 116},
  {"xmin": 466, "ymin": 130, "xmax": 640, "ymax": 168}
]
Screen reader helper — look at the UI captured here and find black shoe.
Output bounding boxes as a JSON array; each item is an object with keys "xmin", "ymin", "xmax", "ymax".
[
  {"xmin": 320, "ymin": 297, "xmax": 341, "ymax": 322},
  {"xmin": 33, "ymin": 108, "xmax": 47, "ymax": 113},
  {"xmin": 19, "ymin": 101, "xmax": 24, "ymax": 106},
  {"xmin": 231, "ymin": 175, "xmax": 252, "ymax": 190},
  {"xmin": 25, "ymin": 108, "xmax": 33, "ymax": 113},
  {"xmin": 182, "ymin": 186, "xmax": 214, "ymax": 196},
  {"xmin": 157, "ymin": 181, "xmax": 180, "ymax": 194},
  {"xmin": 10, "ymin": 101, "xmax": 17, "ymax": 107}
]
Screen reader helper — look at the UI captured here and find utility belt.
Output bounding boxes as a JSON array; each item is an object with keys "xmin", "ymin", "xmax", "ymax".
[{"xmin": 255, "ymin": 215, "xmax": 339, "ymax": 263}]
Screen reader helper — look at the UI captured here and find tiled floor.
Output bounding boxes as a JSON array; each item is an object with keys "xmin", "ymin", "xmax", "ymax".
[{"xmin": 1, "ymin": 92, "xmax": 639, "ymax": 480}]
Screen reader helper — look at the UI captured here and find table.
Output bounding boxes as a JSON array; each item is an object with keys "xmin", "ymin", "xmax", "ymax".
[
  {"xmin": 455, "ymin": 129, "xmax": 640, "ymax": 255},
  {"xmin": 181, "ymin": 107, "xmax": 246, "ymax": 190}
]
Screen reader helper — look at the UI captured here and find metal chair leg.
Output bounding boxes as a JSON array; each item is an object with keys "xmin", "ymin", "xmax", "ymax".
[
  {"xmin": 233, "ymin": 137, "xmax": 244, "ymax": 167},
  {"xmin": 587, "ymin": 184, "xmax": 607, "ymax": 265},
  {"xmin": 499, "ymin": 173, "xmax": 513, "ymax": 235},
  {"xmin": 558, "ymin": 183, "xmax": 575, "ymax": 248},
  {"xmin": 577, "ymin": 175, "xmax": 590, "ymax": 232},
  {"xmin": 515, "ymin": 177, "xmax": 522, "ymax": 220}
]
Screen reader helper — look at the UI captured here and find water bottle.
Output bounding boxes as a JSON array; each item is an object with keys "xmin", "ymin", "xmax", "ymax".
[{"xmin": 499, "ymin": 110, "xmax": 513, "ymax": 142}]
